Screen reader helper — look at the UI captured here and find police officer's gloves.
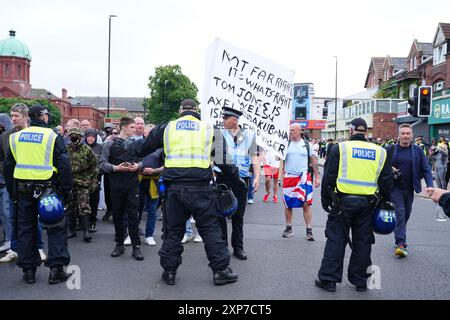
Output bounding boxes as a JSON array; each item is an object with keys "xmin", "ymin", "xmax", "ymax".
[{"xmin": 322, "ymin": 200, "xmax": 333, "ymax": 213}]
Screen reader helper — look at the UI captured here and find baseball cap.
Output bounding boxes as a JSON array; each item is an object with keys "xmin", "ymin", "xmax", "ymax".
[
  {"xmin": 349, "ymin": 117, "xmax": 367, "ymax": 132},
  {"xmin": 180, "ymin": 99, "xmax": 197, "ymax": 110},
  {"xmin": 68, "ymin": 127, "xmax": 84, "ymax": 136}
]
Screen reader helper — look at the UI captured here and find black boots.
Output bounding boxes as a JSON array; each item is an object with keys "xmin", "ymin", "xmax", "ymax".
[
  {"xmin": 162, "ymin": 270, "xmax": 176, "ymax": 285},
  {"xmin": 315, "ymin": 279, "xmax": 336, "ymax": 292},
  {"xmin": 132, "ymin": 246, "xmax": 144, "ymax": 261},
  {"xmin": 213, "ymin": 267, "xmax": 238, "ymax": 285},
  {"xmin": 22, "ymin": 269, "xmax": 36, "ymax": 284},
  {"xmin": 48, "ymin": 266, "xmax": 71, "ymax": 284},
  {"xmin": 68, "ymin": 211, "xmax": 77, "ymax": 238},
  {"xmin": 82, "ymin": 216, "xmax": 92, "ymax": 242},
  {"xmin": 233, "ymin": 249, "xmax": 247, "ymax": 260},
  {"xmin": 111, "ymin": 244, "xmax": 125, "ymax": 257}
]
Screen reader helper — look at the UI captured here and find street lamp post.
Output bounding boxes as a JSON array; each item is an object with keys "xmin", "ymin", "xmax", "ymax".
[
  {"xmin": 164, "ymin": 80, "xmax": 168, "ymax": 112},
  {"xmin": 333, "ymin": 56, "xmax": 338, "ymax": 140},
  {"xmin": 107, "ymin": 14, "xmax": 117, "ymax": 119}
]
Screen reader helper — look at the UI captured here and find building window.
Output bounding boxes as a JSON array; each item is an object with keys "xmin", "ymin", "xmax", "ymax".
[
  {"xmin": 17, "ymin": 65, "xmax": 21, "ymax": 77},
  {"xmin": 295, "ymin": 107, "xmax": 306, "ymax": 120},
  {"xmin": 4, "ymin": 64, "xmax": 8, "ymax": 75},
  {"xmin": 409, "ymin": 84, "xmax": 417, "ymax": 97},
  {"xmin": 433, "ymin": 43, "xmax": 447, "ymax": 65},
  {"xmin": 434, "ymin": 81, "xmax": 445, "ymax": 92}
]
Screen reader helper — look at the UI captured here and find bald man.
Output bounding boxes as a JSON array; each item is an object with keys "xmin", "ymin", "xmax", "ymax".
[{"xmin": 133, "ymin": 117, "xmax": 145, "ymax": 140}]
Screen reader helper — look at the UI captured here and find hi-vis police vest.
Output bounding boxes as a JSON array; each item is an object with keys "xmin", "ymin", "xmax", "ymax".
[
  {"xmin": 336, "ymin": 140, "xmax": 387, "ymax": 195},
  {"xmin": 163, "ymin": 115, "xmax": 213, "ymax": 169},
  {"xmin": 10, "ymin": 126, "xmax": 58, "ymax": 180}
]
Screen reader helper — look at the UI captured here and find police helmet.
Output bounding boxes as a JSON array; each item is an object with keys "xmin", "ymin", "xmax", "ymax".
[
  {"xmin": 372, "ymin": 201, "xmax": 396, "ymax": 235},
  {"xmin": 38, "ymin": 189, "xmax": 65, "ymax": 228},
  {"xmin": 213, "ymin": 184, "xmax": 238, "ymax": 217}
]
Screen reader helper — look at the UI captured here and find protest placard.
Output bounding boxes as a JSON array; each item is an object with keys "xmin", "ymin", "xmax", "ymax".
[{"xmin": 201, "ymin": 38, "xmax": 295, "ymax": 159}]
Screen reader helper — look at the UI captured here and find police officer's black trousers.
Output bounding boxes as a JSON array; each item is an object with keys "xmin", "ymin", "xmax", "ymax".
[
  {"xmin": 216, "ymin": 176, "xmax": 248, "ymax": 251},
  {"xmin": 318, "ymin": 195, "xmax": 374, "ymax": 287},
  {"xmin": 159, "ymin": 184, "xmax": 230, "ymax": 272},
  {"xmin": 111, "ymin": 185, "xmax": 141, "ymax": 246},
  {"xmin": 16, "ymin": 193, "xmax": 70, "ymax": 271}
]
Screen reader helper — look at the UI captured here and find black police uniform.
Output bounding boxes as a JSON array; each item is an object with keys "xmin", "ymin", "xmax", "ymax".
[
  {"xmin": 4, "ymin": 117, "xmax": 72, "ymax": 282},
  {"xmin": 317, "ymin": 133, "xmax": 393, "ymax": 290},
  {"xmin": 123, "ymin": 110, "xmax": 235, "ymax": 284},
  {"xmin": 213, "ymin": 132, "xmax": 251, "ymax": 259}
]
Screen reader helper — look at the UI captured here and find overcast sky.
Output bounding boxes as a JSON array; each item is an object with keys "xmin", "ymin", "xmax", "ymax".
[{"xmin": 1, "ymin": 0, "xmax": 449, "ymax": 101}]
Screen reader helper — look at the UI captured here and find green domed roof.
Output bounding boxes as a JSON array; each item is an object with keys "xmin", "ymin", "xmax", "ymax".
[{"xmin": 0, "ymin": 30, "xmax": 31, "ymax": 60}]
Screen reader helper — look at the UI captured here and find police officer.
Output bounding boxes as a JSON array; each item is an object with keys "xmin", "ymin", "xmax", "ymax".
[
  {"xmin": 4, "ymin": 104, "xmax": 73, "ymax": 284},
  {"xmin": 214, "ymin": 106, "xmax": 260, "ymax": 260},
  {"xmin": 315, "ymin": 117, "xmax": 393, "ymax": 292},
  {"xmin": 120, "ymin": 99, "xmax": 237, "ymax": 286}
]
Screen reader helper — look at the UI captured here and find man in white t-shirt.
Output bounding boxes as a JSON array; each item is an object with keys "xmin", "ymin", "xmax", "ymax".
[{"xmin": 281, "ymin": 124, "xmax": 320, "ymax": 240}]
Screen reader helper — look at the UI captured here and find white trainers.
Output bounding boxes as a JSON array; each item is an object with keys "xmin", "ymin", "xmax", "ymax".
[
  {"xmin": 0, "ymin": 249, "xmax": 18, "ymax": 263},
  {"xmin": 181, "ymin": 234, "xmax": 194, "ymax": 244},
  {"xmin": 0, "ymin": 241, "xmax": 11, "ymax": 253},
  {"xmin": 247, "ymin": 199, "xmax": 254, "ymax": 204},
  {"xmin": 193, "ymin": 234, "xmax": 203, "ymax": 243},
  {"xmin": 39, "ymin": 249, "xmax": 47, "ymax": 261},
  {"xmin": 124, "ymin": 235, "xmax": 132, "ymax": 246},
  {"xmin": 144, "ymin": 237, "xmax": 156, "ymax": 246}
]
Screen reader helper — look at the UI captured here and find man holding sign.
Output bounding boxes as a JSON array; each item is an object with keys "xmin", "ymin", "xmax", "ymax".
[{"xmin": 214, "ymin": 106, "xmax": 260, "ymax": 260}]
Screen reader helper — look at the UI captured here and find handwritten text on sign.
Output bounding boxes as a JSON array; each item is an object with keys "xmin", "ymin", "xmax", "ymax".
[{"xmin": 202, "ymin": 39, "xmax": 294, "ymax": 159}]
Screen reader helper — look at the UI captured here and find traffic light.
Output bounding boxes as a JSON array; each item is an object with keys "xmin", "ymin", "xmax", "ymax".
[
  {"xmin": 407, "ymin": 88, "xmax": 418, "ymax": 117},
  {"xmin": 417, "ymin": 85, "xmax": 432, "ymax": 117}
]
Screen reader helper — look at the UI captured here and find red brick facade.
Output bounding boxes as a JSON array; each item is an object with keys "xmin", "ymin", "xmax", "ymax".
[
  {"xmin": 0, "ymin": 56, "xmax": 31, "ymax": 97},
  {"xmin": 372, "ymin": 112, "xmax": 397, "ymax": 140}
]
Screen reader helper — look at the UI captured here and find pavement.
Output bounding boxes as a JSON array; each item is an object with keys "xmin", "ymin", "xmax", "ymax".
[{"xmin": 1, "ymin": 170, "xmax": 450, "ymax": 300}]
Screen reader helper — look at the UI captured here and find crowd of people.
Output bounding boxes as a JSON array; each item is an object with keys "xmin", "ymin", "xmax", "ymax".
[{"xmin": 0, "ymin": 101, "xmax": 449, "ymax": 291}]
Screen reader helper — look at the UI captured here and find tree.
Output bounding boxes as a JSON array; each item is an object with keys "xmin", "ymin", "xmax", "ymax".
[
  {"xmin": 145, "ymin": 65, "xmax": 199, "ymax": 124},
  {"xmin": 0, "ymin": 98, "xmax": 61, "ymax": 128}
]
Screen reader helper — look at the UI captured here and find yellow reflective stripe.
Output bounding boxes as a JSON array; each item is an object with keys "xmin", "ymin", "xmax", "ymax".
[
  {"xmin": 45, "ymin": 131, "xmax": 57, "ymax": 166},
  {"xmin": 375, "ymin": 148, "xmax": 386, "ymax": 180},
  {"xmin": 204, "ymin": 124, "xmax": 212, "ymax": 157},
  {"xmin": 337, "ymin": 178, "xmax": 378, "ymax": 187},
  {"xmin": 340, "ymin": 142, "xmax": 348, "ymax": 178},
  {"xmin": 10, "ymin": 132, "xmax": 17, "ymax": 160}
]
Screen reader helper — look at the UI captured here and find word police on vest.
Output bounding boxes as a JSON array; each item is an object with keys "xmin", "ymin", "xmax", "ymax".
[
  {"xmin": 19, "ymin": 132, "xmax": 44, "ymax": 143},
  {"xmin": 176, "ymin": 120, "xmax": 199, "ymax": 131},
  {"xmin": 352, "ymin": 148, "xmax": 376, "ymax": 160}
]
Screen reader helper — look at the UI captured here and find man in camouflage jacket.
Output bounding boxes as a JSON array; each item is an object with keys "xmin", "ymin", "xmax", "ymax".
[{"xmin": 67, "ymin": 127, "xmax": 99, "ymax": 242}]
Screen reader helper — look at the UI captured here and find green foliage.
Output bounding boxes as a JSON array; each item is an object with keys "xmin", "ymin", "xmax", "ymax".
[
  {"xmin": 0, "ymin": 97, "xmax": 61, "ymax": 128},
  {"xmin": 145, "ymin": 65, "xmax": 199, "ymax": 124},
  {"xmin": 375, "ymin": 79, "xmax": 421, "ymax": 99}
]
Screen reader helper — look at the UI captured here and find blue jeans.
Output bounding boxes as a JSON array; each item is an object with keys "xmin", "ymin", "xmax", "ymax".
[
  {"xmin": 391, "ymin": 186, "xmax": 414, "ymax": 247},
  {"xmin": 0, "ymin": 187, "xmax": 11, "ymax": 243},
  {"xmin": 144, "ymin": 197, "xmax": 159, "ymax": 238},
  {"xmin": 247, "ymin": 174, "xmax": 254, "ymax": 200},
  {"xmin": 185, "ymin": 218, "xmax": 193, "ymax": 237}
]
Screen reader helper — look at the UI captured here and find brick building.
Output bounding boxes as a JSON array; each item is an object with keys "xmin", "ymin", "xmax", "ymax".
[{"xmin": 0, "ymin": 30, "xmax": 106, "ymax": 128}]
